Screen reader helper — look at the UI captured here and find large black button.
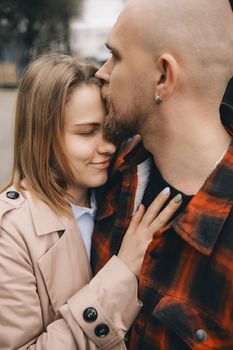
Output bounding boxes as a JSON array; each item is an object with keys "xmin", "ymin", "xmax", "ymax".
[
  {"xmin": 83, "ymin": 307, "xmax": 98, "ymax": 323},
  {"xmin": 6, "ymin": 191, "xmax": 20, "ymax": 200},
  {"xmin": 95, "ymin": 324, "xmax": 110, "ymax": 337},
  {"xmin": 195, "ymin": 329, "xmax": 208, "ymax": 343}
]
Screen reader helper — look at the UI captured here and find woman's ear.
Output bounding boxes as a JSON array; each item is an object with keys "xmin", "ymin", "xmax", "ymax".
[{"xmin": 154, "ymin": 53, "xmax": 178, "ymax": 102}]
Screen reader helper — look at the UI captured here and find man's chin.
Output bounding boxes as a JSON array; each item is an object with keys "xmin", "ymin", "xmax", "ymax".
[
  {"xmin": 104, "ymin": 113, "xmax": 135, "ymax": 146},
  {"xmin": 101, "ymin": 84, "xmax": 135, "ymax": 145},
  {"xmin": 101, "ymin": 84, "xmax": 111, "ymax": 109}
]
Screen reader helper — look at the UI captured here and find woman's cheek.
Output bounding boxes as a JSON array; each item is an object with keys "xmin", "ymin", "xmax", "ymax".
[{"xmin": 71, "ymin": 137, "xmax": 96, "ymax": 161}]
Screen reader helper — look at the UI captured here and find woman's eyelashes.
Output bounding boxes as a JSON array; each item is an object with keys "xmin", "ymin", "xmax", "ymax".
[{"xmin": 77, "ymin": 127, "xmax": 99, "ymax": 136}]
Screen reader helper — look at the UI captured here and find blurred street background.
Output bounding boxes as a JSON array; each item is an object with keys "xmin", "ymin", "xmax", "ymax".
[
  {"xmin": 0, "ymin": 0, "xmax": 126, "ymax": 187},
  {"xmin": 0, "ymin": 88, "xmax": 16, "ymax": 188},
  {"xmin": 0, "ymin": 0, "xmax": 233, "ymax": 188}
]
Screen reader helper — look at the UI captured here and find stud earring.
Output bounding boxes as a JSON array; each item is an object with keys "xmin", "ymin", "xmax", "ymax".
[{"xmin": 155, "ymin": 95, "xmax": 162, "ymax": 104}]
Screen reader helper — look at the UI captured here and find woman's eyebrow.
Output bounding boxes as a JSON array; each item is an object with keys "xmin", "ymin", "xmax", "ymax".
[{"xmin": 72, "ymin": 122, "xmax": 100, "ymax": 127}]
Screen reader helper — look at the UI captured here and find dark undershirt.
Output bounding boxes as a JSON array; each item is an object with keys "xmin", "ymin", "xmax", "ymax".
[{"xmin": 142, "ymin": 158, "xmax": 193, "ymax": 221}]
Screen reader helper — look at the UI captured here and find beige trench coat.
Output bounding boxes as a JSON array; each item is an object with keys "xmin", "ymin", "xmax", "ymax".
[{"xmin": 0, "ymin": 186, "xmax": 141, "ymax": 350}]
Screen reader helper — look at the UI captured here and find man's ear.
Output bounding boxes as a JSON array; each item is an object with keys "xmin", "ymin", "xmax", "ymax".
[{"xmin": 155, "ymin": 53, "xmax": 178, "ymax": 101}]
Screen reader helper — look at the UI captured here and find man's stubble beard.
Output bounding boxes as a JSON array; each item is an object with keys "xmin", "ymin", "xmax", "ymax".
[{"xmin": 101, "ymin": 84, "xmax": 138, "ymax": 146}]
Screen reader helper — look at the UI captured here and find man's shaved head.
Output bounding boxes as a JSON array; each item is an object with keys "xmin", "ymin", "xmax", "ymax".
[
  {"xmin": 96, "ymin": 0, "xmax": 233, "ymax": 142},
  {"xmin": 118, "ymin": 0, "xmax": 233, "ymax": 97}
]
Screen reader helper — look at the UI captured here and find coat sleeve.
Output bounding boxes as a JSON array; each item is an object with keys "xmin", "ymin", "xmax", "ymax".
[
  {"xmin": 0, "ymin": 224, "xmax": 141, "ymax": 350},
  {"xmin": 59, "ymin": 256, "xmax": 141, "ymax": 349}
]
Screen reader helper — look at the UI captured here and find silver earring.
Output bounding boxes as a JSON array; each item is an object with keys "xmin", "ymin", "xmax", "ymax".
[{"xmin": 155, "ymin": 95, "xmax": 162, "ymax": 104}]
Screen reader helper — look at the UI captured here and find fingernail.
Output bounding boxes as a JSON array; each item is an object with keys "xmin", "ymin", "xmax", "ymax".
[
  {"xmin": 174, "ymin": 194, "xmax": 182, "ymax": 204},
  {"xmin": 162, "ymin": 187, "xmax": 170, "ymax": 196}
]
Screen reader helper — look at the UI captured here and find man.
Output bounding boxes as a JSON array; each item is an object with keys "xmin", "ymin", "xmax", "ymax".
[{"xmin": 91, "ymin": 0, "xmax": 233, "ymax": 349}]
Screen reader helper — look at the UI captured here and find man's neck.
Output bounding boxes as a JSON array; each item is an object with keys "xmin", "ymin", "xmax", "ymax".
[{"xmin": 141, "ymin": 106, "xmax": 231, "ymax": 195}]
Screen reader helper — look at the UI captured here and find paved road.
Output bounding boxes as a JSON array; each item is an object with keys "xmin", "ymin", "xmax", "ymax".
[{"xmin": 0, "ymin": 88, "xmax": 17, "ymax": 189}]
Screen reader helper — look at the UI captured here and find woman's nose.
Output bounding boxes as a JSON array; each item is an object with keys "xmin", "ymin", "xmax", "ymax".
[{"xmin": 98, "ymin": 138, "xmax": 116, "ymax": 155}]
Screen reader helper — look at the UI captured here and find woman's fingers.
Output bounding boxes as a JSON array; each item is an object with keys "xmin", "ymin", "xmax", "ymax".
[
  {"xmin": 150, "ymin": 193, "xmax": 182, "ymax": 232},
  {"xmin": 140, "ymin": 187, "xmax": 171, "ymax": 226},
  {"xmin": 117, "ymin": 192, "xmax": 182, "ymax": 278},
  {"xmin": 126, "ymin": 204, "xmax": 145, "ymax": 234}
]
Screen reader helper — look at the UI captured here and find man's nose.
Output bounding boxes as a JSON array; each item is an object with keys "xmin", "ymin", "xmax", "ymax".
[{"xmin": 95, "ymin": 61, "xmax": 111, "ymax": 83}]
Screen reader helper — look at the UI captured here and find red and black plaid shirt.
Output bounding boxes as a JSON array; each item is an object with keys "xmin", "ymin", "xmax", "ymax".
[{"xmin": 91, "ymin": 103, "xmax": 233, "ymax": 350}]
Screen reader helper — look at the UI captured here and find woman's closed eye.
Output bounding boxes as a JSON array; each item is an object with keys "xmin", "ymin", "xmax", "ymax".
[{"xmin": 78, "ymin": 128, "xmax": 99, "ymax": 136}]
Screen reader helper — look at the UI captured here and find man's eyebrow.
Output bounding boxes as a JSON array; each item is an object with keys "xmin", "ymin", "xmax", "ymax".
[
  {"xmin": 105, "ymin": 42, "xmax": 120, "ymax": 55},
  {"xmin": 105, "ymin": 42, "xmax": 112, "ymax": 50}
]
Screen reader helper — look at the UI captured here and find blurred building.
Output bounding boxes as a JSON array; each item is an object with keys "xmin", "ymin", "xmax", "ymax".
[{"xmin": 70, "ymin": 0, "xmax": 126, "ymax": 63}]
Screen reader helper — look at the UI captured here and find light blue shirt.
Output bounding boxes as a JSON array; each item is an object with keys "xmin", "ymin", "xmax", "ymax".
[{"xmin": 70, "ymin": 192, "xmax": 97, "ymax": 261}]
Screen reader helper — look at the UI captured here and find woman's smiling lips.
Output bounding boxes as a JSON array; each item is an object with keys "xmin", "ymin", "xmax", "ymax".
[{"xmin": 89, "ymin": 159, "xmax": 111, "ymax": 169}]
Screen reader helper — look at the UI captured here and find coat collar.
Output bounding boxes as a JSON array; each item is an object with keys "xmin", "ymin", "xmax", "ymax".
[
  {"xmin": 1, "ymin": 185, "xmax": 92, "ymax": 312},
  {"xmin": 24, "ymin": 190, "xmax": 72, "ymax": 236}
]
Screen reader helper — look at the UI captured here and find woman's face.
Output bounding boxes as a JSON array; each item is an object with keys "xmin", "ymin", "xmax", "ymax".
[{"xmin": 62, "ymin": 84, "xmax": 116, "ymax": 193}]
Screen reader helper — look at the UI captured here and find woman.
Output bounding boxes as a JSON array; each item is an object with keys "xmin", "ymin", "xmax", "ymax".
[{"xmin": 0, "ymin": 53, "xmax": 181, "ymax": 349}]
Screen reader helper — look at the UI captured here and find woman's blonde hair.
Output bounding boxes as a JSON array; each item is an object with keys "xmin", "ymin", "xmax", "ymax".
[{"xmin": 4, "ymin": 53, "xmax": 100, "ymax": 215}]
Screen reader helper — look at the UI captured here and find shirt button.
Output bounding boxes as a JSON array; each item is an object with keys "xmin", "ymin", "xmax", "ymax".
[
  {"xmin": 94, "ymin": 324, "xmax": 110, "ymax": 337},
  {"xmin": 6, "ymin": 191, "xmax": 20, "ymax": 200},
  {"xmin": 195, "ymin": 329, "xmax": 208, "ymax": 343},
  {"xmin": 83, "ymin": 307, "xmax": 98, "ymax": 323}
]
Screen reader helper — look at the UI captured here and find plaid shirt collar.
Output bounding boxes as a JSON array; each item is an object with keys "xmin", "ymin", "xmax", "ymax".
[
  {"xmin": 173, "ymin": 140, "xmax": 233, "ymax": 256},
  {"xmin": 96, "ymin": 103, "xmax": 233, "ymax": 255},
  {"xmin": 174, "ymin": 103, "xmax": 233, "ymax": 255},
  {"xmin": 96, "ymin": 134, "xmax": 150, "ymax": 220}
]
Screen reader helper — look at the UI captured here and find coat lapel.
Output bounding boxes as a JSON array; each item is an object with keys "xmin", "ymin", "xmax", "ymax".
[
  {"xmin": 25, "ymin": 190, "xmax": 92, "ymax": 312},
  {"xmin": 38, "ymin": 220, "xmax": 92, "ymax": 312}
]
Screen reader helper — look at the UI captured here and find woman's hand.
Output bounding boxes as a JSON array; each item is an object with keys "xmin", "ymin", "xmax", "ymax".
[{"xmin": 117, "ymin": 187, "xmax": 182, "ymax": 277}]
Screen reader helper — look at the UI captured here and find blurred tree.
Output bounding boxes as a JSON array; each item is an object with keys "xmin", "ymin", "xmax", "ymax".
[{"xmin": 0, "ymin": 0, "xmax": 81, "ymax": 73}]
